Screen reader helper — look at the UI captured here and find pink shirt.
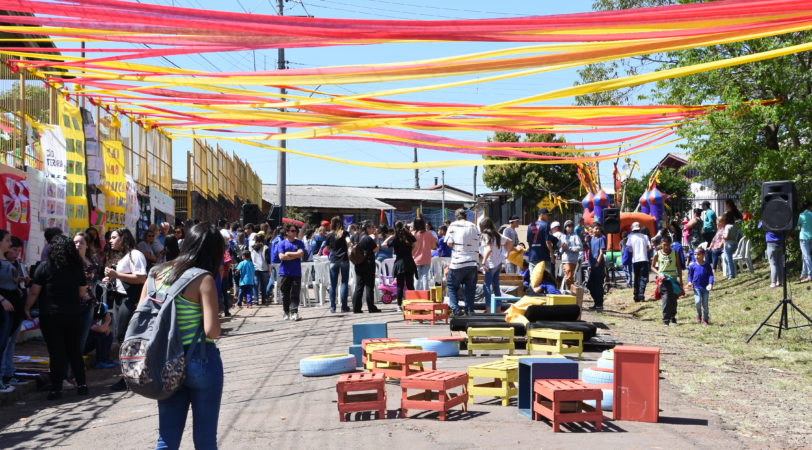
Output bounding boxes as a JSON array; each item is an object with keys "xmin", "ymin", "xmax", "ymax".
[{"xmin": 411, "ymin": 231, "xmax": 437, "ymax": 265}]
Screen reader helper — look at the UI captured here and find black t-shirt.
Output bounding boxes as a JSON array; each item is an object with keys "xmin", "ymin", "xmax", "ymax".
[
  {"xmin": 392, "ymin": 234, "xmax": 416, "ymax": 262},
  {"xmin": 325, "ymin": 232, "xmax": 349, "ymax": 262},
  {"xmin": 33, "ymin": 261, "xmax": 87, "ymax": 316}
]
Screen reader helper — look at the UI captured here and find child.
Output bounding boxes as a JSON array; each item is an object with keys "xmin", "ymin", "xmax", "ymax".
[
  {"xmin": 235, "ymin": 250, "xmax": 255, "ymax": 308},
  {"xmin": 687, "ymin": 247, "xmax": 714, "ymax": 325},
  {"xmin": 85, "ymin": 303, "xmax": 116, "ymax": 368},
  {"xmin": 651, "ymin": 234, "xmax": 683, "ymax": 326}
]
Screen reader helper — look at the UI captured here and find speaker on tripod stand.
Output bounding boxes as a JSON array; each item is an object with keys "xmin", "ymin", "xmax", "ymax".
[{"xmin": 746, "ymin": 181, "xmax": 812, "ymax": 342}]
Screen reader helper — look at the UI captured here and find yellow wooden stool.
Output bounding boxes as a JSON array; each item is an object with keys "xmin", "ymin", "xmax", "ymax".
[
  {"xmin": 466, "ymin": 327, "xmax": 515, "ymax": 356},
  {"xmin": 364, "ymin": 343, "xmax": 421, "ymax": 370},
  {"xmin": 429, "ymin": 286, "xmax": 444, "ymax": 303},
  {"xmin": 502, "ymin": 354, "xmax": 562, "ymax": 362},
  {"xmin": 546, "ymin": 294, "xmax": 577, "ymax": 305},
  {"xmin": 526, "ymin": 328, "xmax": 583, "ymax": 359},
  {"xmin": 467, "ymin": 360, "xmax": 519, "ymax": 406}
]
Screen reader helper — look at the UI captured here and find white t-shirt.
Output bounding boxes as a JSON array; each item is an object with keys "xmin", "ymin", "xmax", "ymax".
[
  {"xmin": 115, "ymin": 249, "xmax": 148, "ymax": 294},
  {"xmin": 627, "ymin": 232, "xmax": 651, "ymax": 263},
  {"xmin": 723, "ymin": 224, "xmax": 736, "ymax": 242},
  {"xmin": 445, "ymin": 219, "xmax": 481, "ymax": 269},
  {"xmin": 480, "ymin": 233, "xmax": 510, "ymax": 269}
]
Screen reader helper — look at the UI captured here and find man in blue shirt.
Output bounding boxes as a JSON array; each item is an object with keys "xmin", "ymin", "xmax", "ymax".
[
  {"xmin": 799, "ymin": 200, "xmax": 812, "ymax": 283},
  {"xmin": 526, "ymin": 208, "xmax": 555, "ymax": 275},
  {"xmin": 277, "ymin": 224, "xmax": 306, "ymax": 321},
  {"xmin": 436, "ymin": 225, "xmax": 452, "ymax": 257}
]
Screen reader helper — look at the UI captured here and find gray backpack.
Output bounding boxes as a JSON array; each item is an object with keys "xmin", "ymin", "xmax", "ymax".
[{"xmin": 119, "ymin": 267, "xmax": 210, "ymax": 400}]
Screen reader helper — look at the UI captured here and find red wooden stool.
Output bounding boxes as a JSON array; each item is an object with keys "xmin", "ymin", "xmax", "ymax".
[
  {"xmin": 401, "ymin": 370, "xmax": 469, "ymax": 421},
  {"xmin": 336, "ymin": 372, "xmax": 387, "ymax": 422},
  {"xmin": 361, "ymin": 338, "xmax": 401, "ymax": 366},
  {"xmin": 370, "ymin": 348, "xmax": 437, "ymax": 379},
  {"xmin": 403, "ymin": 302, "xmax": 450, "ymax": 325},
  {"xmin": 427, "ymin": 336, "xmax": 465, "ymax": 342},
  {"xmin": 533, "ymin": 379, "xmax": 603, "ymax": 432}
]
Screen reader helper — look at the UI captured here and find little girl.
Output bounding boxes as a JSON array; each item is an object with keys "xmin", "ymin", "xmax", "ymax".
[
  {"xmin": 651, "ymin": 234, "xmax": 683, "ymax": 326},
  {"xmin": 687, "ymin": 247, "xmax": 714, "ymax": 325}
]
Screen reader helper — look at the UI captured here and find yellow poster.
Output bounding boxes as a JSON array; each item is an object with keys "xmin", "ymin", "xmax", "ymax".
[
  {"xmin": 59, "ymin": 98, "xmax": 89, "ymax": 236},
  {"xmin": 101, "ymin": 139, "xmax": 126, "ymax": 229}
]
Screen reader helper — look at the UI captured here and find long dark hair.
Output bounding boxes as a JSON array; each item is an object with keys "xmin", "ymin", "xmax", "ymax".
[
  {"xmin": 413, "ymin": 217, "xmax": 426, "ymax": 234},
  {"xmin": 479, "ymin": 217, "xmax": 501, "ymax": 249},
  {"xmin": 154, "ymin": 222, "xmax": 225, "ymax": 285},
  {"xmin": 48, "ymin": 234, "xmax": 83, "ymax": 271},
  {"xmin": 394, "ymin": 221, "xmax": 413, "ymax": 244},
  {"xmin": 112, "ymin": 227, "xmax": 136, "ymax": 256},
  {"xmin": 331, "ymin": 215, "xmax": 345, "ymax": 239}
]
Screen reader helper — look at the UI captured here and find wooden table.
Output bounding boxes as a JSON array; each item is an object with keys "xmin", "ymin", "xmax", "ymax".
[
  {"xmin": 370, "ymin": 348, "xmax": 437, "ymax": 379},
  {"xmin": 404, "ymin": 302, "xmax": 450, "ymax": 325},
  {"xmin": 401, "ymin": 370, "xmax": 469, "ymax": 421}
]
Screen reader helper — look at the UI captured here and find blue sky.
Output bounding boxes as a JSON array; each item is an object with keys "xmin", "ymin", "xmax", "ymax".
[{"xmin": 92, "ymin": 0, "xmax": 680, "ymax": 196}]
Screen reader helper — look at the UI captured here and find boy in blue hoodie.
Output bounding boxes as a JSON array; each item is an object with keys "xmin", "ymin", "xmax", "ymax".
[{"xmin": 687, "ymin": 247, "xmax": 714, "ymax": 325}]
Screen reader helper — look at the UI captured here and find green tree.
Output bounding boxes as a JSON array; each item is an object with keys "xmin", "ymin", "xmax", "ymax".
[
  {"xmin": 0, "ymin": 83, "xmax": 51, "ymax": 124},
  {"xmin": 576, "ymin": 0, "xmax": 812, "ymax": 261},
  {"xmin": 481, "ymin": 132, "xmax": 581, "ymax": 209}
]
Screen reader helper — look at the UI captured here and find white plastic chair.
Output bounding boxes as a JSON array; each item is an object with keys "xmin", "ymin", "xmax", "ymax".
[
  {"xmin": 299, "ymin": 262, "xmax": 315, "ymax": 307},
  {"xmin": 430, "ymin": 257, "xmax": 450, "ymax": 286},
  {"xmin": 313, "ymin": 259, "xmax": 330, "ymax": 306},
  {"xmin": 382, "ymin": 258, "xmax": 395, "ymax": 278},
  {"xmin": 733, "ymin": 237, "xmax": 754, "ymax": 273}
]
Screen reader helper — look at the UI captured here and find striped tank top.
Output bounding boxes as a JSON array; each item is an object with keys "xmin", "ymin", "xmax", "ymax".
[
  {"xmin": 656, "ymin": 250, "xmax": 678, "ymax": 278},
  {"xmin": 175, "ymin": 295, "xmax": 215, "ymax": 346}
]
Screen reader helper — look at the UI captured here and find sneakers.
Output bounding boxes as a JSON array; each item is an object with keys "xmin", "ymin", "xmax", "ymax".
[
  {"xmin": 290, "ymin": 313, "xmax": 301, "ymax": 321},
  {"xmin": 396, "ymin": 306, "xmax": 403, "ymax": 312},
  {"xmin": 329, "ymin": 307, "xmax": 336, "ymax": 313},
  {"xmin": 369, "ymin": 308, "xmax": 382, "ymax": 313},
  {"xmin": 671, "ymin": 318, "xmax": 677, "ymax": 324},
  {"xmin": 702, "ymin": 320, "xmax": 710, "ymax": 326},
  {"xmin": 695, "ymin": 315, "xmax": 701, "ymax": 324},
  {"xmin": 109, "ymin": 378, "xmax": 128, "ymax": 392},
  {"xmin": 62, "ymin": 379, "xmax": 75, "ymax": 389},
  {"xmin": 3, "ymin": 377, "xmax": 25, "ymax": 386},
  {"xmin": 587, "ymin": 306, "xmax": 604, "ymax": 312},
  {"xmin": 0, "ymin": 383, "xmax": 15, "ymax": 393},
  {"xmin": 282, "ymin": 313, "xmax": 290, "ymax": 320},
  {"xmin": 341, "ymin": 307, "xmax": 351, "ymax": 313}
]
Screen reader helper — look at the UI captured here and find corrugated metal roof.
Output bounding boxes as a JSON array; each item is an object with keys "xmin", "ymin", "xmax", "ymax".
[{"xmin": 262, "ymin": 184, "xmax": 473, "ymax": 210}]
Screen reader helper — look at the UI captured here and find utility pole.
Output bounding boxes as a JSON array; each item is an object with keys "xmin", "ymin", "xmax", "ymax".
[
  {"xmin": 441, "ymin": 170, "xmax": 446, "ymax": 222},
  {"xmin": 473, "ymin": 166, "xmax": 477, "ymax": 201},
  {"xmin": 277, "ymin": 0, "xmax": 287, "ymax": 219},
  {"xmin": 413, "ymin": 148, "xmax": 420, "ymax": 189}
]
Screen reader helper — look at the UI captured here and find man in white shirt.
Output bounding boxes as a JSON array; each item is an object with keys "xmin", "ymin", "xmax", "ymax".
[
  {"xmin": 627, "ymin": 222, "xmax": 652, "ymax": 302},
  {"xmin": 444, "ymin": 208, "xmax": 481, "ymax": 316},
  {"xmin": 502, "ymin": 216, "xmax": 520, "ymax": 273}
]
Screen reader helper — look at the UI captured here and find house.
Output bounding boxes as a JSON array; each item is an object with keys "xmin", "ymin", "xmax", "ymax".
[
  {"xmin": 654, "ymin": 152, "xmax": 737, "ymax": 216},
  {"xmin": 262, "ymin": 184, "xmax": 474, "ymax": 227}
]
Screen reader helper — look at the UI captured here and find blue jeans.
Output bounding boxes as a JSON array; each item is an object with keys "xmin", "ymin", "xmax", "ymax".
[
  {"xmin": 238, "ymin": 285, "xmax": 254, "ymax": 305},
  {"xmin": 623, "ymin": 262, "xmax": 633, "ymax": 288},
  {"xmin": 800, "ymin": 240, "xmax": 812, "ymax": 279},
  {"xmin": 766, "ymin": 242, "xmax": 784, "ymax": 284},
  {"xmin": 253, "ymin": 271, "xmax": 270, "ymax": 302},
  {"xmin": 710, "ymin": 249, "xmax": 722, "ymax": 270},
  {"xmin": 157, "ymin": 342, "xmax": 223, "ymax": 450},
  {"xmin": 693, "ymin": 287, "xmax": 709, "ymax": 322},
  {"xmin": 0, "ymin": 311, "xmax": 14, "ymax": 378},
  {"xmin": 329, "ymin": 260, "xmax": 350, "ymax": 310},
  {"xmin": 415, "ymin": 264, "xmax": 431, "ymax": 290},
  {"xmin": 448, "ymin": 266, "xmax": 477, "ymax": 315},
  {"xmin": 482, "ymin": 265, "xmax": 502, "ymax": 306},
  {"xmin": 724, "ymin": 241, "xmax": 736, "ymax": 279},
  {"xmin": 587, "ymin": 264, "xmax": 605, "ymax": 308}
]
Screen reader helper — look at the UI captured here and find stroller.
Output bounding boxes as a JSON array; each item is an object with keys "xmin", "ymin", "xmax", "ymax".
[{"xmin": 376, "ymin": 258, "xmax": 396, "ymax": 304}]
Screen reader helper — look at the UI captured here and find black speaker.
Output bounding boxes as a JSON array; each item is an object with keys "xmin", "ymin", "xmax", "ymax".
[
  {"xmin": 267, "ymin": 205, "xmax": 282, "ymax": 228},
  {"xmin": 241, "ymin": 203, "xmax": 262, "ymax": 226},
  {"xmin": 761, "ymin": 181, "xmax": 796, "ymax": 232},
  {"xmin": 603, "ymin": 207, "xmax": 620, "ymax": 234}
]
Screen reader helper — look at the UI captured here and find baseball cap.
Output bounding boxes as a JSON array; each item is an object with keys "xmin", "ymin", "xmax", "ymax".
[
  {"xmin": 538, "ymin": 208, "xmax": 550, "ymax": 215},
  {"xmin": 321, "ymin": 220, "xmax": 329, "ymax": 227},
  {"xmin": 508, "ymin": 215, "xmax": 520, "ymax": 222},
  {"xmin": 564, "ymin": 220, "xmax": 574, "ymax": 227},
  {"xmin": 631, "ymin": 222, "xmax": 641, "ymax": 231},
  {"xmin": 551, "ymin": 221, "xmax": 561, "ymax": 229}
]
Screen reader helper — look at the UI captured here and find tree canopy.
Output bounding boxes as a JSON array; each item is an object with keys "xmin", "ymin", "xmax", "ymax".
[{"xmin": 481, "ymin": 132, "xmax": 581, "ymax": 208}]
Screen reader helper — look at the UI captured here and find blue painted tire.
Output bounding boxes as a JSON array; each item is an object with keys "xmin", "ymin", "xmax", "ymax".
[
  {"xmin": 300, "ymin": 354, "xmax": 357, "ymax": 377},
  {"xmin": 601, "ymin": 349, "xmax": 614, "ymax": 360},
  {"xmin": 581, "ymin": 367, "xmax": 614, "ymax": 385},
  {"xmin": 585, "ymin": 385, "xmax": 614, "ymax": 411},
  {"xmin": 410, "ymin": 338, "xmax": 459, "ymax": 357},
  {"xmin": 596, "ymin": 357, "xmax": 614, "ymax": 370}
]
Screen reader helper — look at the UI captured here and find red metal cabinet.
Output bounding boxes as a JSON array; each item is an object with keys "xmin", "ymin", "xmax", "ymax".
[{"xmin": 612, "ymin": 345, "xmax": 660, "ymax": 423}]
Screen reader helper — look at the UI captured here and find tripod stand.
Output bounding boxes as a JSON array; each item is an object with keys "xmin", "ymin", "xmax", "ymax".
[{"xmin": 746, "ymin": 241, "xmax": 812, "ymax": 342}]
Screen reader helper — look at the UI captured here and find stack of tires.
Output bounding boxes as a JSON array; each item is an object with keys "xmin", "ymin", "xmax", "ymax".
[
  {"xmin": 581, "ymin": 349, "xmax": 615, "ymax": 411},
  {"xmin": 525, "ymin": 304, "xmax": 598, "ymax": 341},
  {"xmin": 410, "ymin": 337, "xmax": 460, "ymax": 357}
]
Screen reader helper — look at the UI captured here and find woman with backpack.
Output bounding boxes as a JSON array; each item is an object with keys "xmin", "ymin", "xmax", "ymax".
[
  {"xmin": 139, "ymin": 222, "xmax": 224, "ymax": 450},
  {"xmin": 104, "ymin": 228, "xmax": 148, "ymax": 392},
  {"xmin": 24, "ymin": 235, "xmax": 89, "ymax": 399}
]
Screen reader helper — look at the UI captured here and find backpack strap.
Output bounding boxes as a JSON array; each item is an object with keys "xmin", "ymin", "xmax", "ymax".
[{"xmin": 150, "ymin": 267, "xmax": 213, "ymax": 359}]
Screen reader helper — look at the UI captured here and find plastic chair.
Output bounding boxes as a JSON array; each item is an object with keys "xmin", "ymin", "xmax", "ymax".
[
  {"xmin": 733, "ymin": 237, "xmax": 754, "ymax": 273},
  {"xmin": 313, "ymin": 260, "xmax": 330, "ymax": 306},
  {"xmin": 430, "ymin": 257, "xmax": 450, "ymax": 286},
  {"xmin": 377, "ymin": 260, "xmax": 397, "ymax": 304},
  {"xmin": 381, "ymin": 258, "xmax": 395, "ymax": 277},
  {"xmin": 299, "ymin": 262, "xmax": 315, "ymax": 307}
]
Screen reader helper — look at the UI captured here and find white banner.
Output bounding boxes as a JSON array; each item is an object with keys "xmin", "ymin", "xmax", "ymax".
[
  {"xmin": 39, "ymin": 127, "xmax": 68, "ymax": 234},
  {"xmin": 125, "ymin": 174, "xmax": 139, "ymax": 235},
  {"xmin": 24, "ymin": 167, "xmax": 46, "ymax": 266}
]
